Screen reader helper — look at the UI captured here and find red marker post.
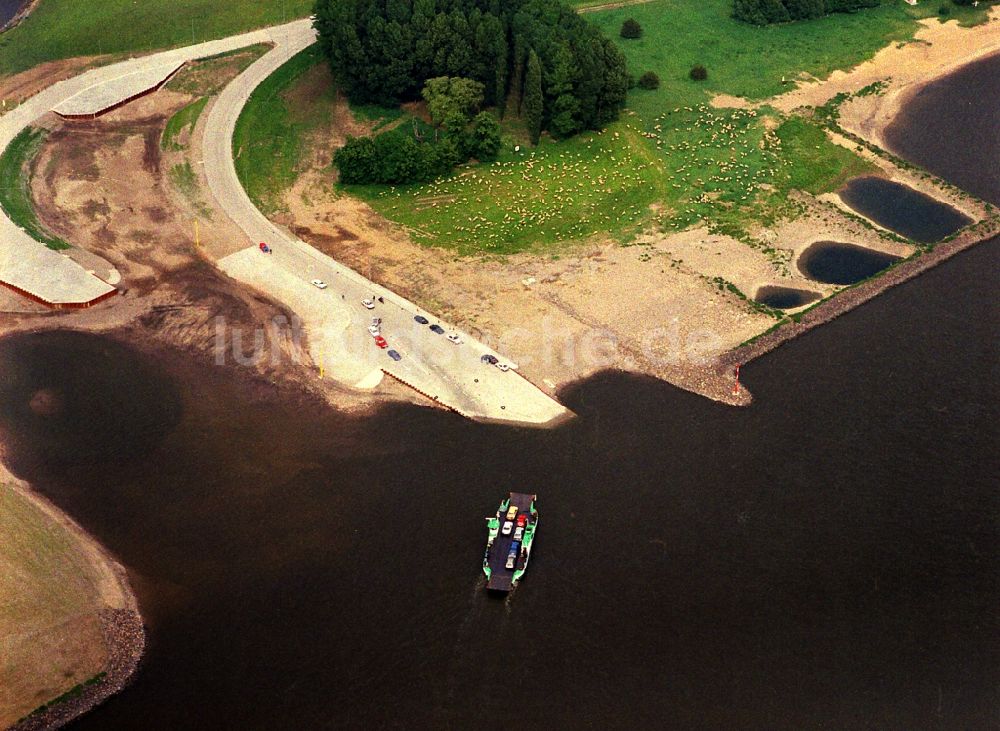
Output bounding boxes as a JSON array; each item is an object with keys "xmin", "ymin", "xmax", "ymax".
[{"xmin": 732, "ymin": 363, "xmax": 741, "ymax": 396}]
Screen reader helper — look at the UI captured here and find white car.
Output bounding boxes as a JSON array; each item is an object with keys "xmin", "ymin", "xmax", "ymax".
[
  {"xmin": 513, "ymin": 525, "xmax": 524, "ymax": 541},
  {"xmin": 446, "ymin": 333, "xmax": 462, "ymax": 344},
  {"xmin": 501, "ymin": 520, "xmax": 513, "ymax": 536},
  {"xmin": 496, "ymin": 363, "xmax": 510, "ymax": 372},
  {"xmin": 367, "ymin": 324, "xmax": 380, "ymax": 336},
  {"xmin": 362, "ymin": 299, "xmax": 375, "ymax": 310},
  {"xmin": 506, "ymin": 550, "xmax": 518, "ymax": 570},
  {"xmin": 310, "ymin": 279, "xmax": 328, "ymax": 289}
]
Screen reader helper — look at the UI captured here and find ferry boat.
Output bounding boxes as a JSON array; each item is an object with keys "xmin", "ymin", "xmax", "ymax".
[{"xmin": 483, "ymin": 492, "xmax": 537, "ymax": 592}]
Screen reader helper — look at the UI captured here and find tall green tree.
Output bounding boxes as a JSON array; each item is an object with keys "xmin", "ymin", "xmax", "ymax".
[
  {"xmin": 314, "ymin": 0, "xmax": 628, "ymax": 137},
  {"xmin": 468, "ymin": 111, "xmax": 502, "ymax": 161},
  {"xmin": 546, "ymin": 43, "xmax": 580, "ymax": 137},
  {"xmin": 523, "ymin": 49, "xmax": 543, "ymax": 145},
  {"xmin": 422, "ymin": 77, "xmax": 485, "ymax": 129}
]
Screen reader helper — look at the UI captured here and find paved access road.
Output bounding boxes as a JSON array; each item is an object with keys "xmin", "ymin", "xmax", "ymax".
[
  {"xmin": 203, "ymin": 24, "xmax": 569, "ymax": 426},
  {"xmin": 0, "ymin": 20, "xmax": 313, "ymax": 306}
]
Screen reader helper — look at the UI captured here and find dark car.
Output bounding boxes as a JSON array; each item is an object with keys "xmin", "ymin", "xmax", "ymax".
[
  {"xmin": 481, "ymin": 354, "xmax": 498, "ymax": 365},
  {"xmin": 387, "ymin": 349, "xmax": 402, "ymax": 361},
  {"xmin": 429, "ymin": 324, "xmax": 445, "ymax": 334},
  {"xmin": 414, "ymin": 315, "xmax": 429, "ymax": 325}
]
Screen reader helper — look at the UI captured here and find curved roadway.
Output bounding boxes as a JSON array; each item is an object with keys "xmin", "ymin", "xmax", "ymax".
[
  {"xmin": 0, "ymin": 20, "xmax": 310, "ymax": 305},
  {"xmin": 202, "ymin": 24, "xmax": 568, "ymax": 425},
  {"xmin": 0, "ymin": 18, "xmax": 568, "ymax": 425}
]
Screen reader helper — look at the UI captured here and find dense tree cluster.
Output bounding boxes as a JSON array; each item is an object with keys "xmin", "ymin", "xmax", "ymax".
[
  {"xmin": 733, "ymin": 0, "xmax": 878, "ymax": 25},
  {"xmin": 335, "ymin": 78, "xmax": 502, "ymax": 185},
  {"xmin": 313, "ymin": 0, "xmax": 629, "ymax": 139}
]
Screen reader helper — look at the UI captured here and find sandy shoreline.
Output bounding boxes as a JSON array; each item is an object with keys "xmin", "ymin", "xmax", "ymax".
[
  {"xmin": 0, "ymin": 0, "xmax": 39, "ymax": 33},
  {"xmin": 0, "ymin": 461, "xmax": 144, "ymax": 731}
]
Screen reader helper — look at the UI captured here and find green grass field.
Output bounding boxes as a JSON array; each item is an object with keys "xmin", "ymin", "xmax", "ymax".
[
  {"xmin": 360, "ymin": 126, "xmax": 669, "ymax": 254},
  {"xmin": 233, "ymin": 0, "xmax": 984, "ymax": 254},
  {"xmin": 161, "ymin": 97, "xmax": 208, "ymax": 150},
  {"xmin": 0, "ymin": 0, "xmax": 312, "ymax": 76},
  {"xmin": 232, "ymin": 44, "xmax": 327, "ymax": 215},
  {"xmin": 587, "ymin": 0, "xmax": 926, "ymax": 119},
  {"xmin": 353, "ymin": 105, "xmax": 874, "ymax": 253},
  {"xmin": 0, "ymin": 127, "xmax": 69, "ymax": 250},
  {"xmin": 337, "ymin": 0, "xmax": 925, "ymax": 252},
  {"xmin": 0, "ymin": 484, "xmax": 109, "ymax": 728}
]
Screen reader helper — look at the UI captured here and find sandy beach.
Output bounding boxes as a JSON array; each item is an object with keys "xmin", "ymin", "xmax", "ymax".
[{"xmin": 772, "ymin": 8, "xmax": 1000, "ymax": 150}]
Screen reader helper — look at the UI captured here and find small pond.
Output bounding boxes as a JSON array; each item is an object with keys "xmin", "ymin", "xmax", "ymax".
[
  {"xmin": 798, "ymin": 241, "xmax": 901, "ymax": 285},
  {"xmin": 754, "ymin": 285, "xmax": 822, "ymax": 310},
  {"xmin": 839, "ymin": 176, "xmax": 971, "ymax": 244}
]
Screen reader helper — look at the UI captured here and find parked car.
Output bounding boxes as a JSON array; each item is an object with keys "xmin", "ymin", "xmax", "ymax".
[
  {"xmin": 310, "ymin": 279, "xmax": 328, "ymax": 289},
  {"xmin": 481, "ymin": 354, "xmax": 498, "ymax": 365},
  {"xmin": 429, "ymin": 324, "xmax": 445, "ymax": 334},
  {"xmin": 513, "ymin": 525, "xmax": 524, "ymax": 542},
  {"xmin": 506, "ymin": 542, "xmax": 521, "ymax": 570},
  {"xmin": 362, "ymin": 299, "xmax": 375, "ymax": 309},
  {"xmin": 374, "ymin": 335, "xmax": 388, "ymax": 349},
  {"xmin": 414, "ymin": 315, "xmax": 429, "ymax": 324},
  {"xmin": 496, "ymin": 362, "xmax": 510, "ymax": 372},
  {"xmin": 447, "ymin": 333, "xmax": 462, "ymax": 344},
  {"xmin": 516, "ymin": 514, "xmax": 528, "ymax": 527},
  {"xmin": 387, "ymin": 349, "xmax": 402, "ymax": 361},
  {"xmin": 506, "ymin": 505, "xmax": 518, "ymax": 521},
  {"xmin": 368, "ymin": 324, "xmax": 381, "ymax": 336},
  {"xmin": 501, "ymin": 520, "xmax": 513, "ymax": 536}
]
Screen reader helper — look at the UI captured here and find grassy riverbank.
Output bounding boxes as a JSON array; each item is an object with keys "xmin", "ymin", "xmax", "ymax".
[
  {"xmin": 0, "ymin": 0, "xmax": 312, "ymax": 76},
  {"xmin": 587, "ymin": 0, "xmax": 953, "ymax": 118},
  {"xmin": 0, "ymin": 483, "xmax": 111, "ymax": 727}
]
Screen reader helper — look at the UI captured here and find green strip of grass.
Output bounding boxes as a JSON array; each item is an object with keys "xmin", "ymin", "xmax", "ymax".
[
  {"xmin": 169, "ymin": 161, "xmax": 212, "ymax": 219},
  {"xmin": 0, "ymin": 127, "xmax": 69, "ymax": 250},
  {"xmin": 0, "ymin": 0, "xmax": 313, "ymax": 76},
  {"xmin": 161, "ymin": 96, "xmax": 208, "ymax": 150},
  {"xmin": 232, "ymin": 43, "xmax": 324, "ymax": 215},
  {"xmin": 774, "ymin": 116, "xmax": 875, "ymax": 194},
  {"xmin": 348, "ymin": 101, "xmax": 405, "ymax": 133}
]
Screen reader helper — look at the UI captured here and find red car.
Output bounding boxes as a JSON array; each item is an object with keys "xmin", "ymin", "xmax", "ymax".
[
  {"xmin": 516, "ymin": 514, "xmax": 528, "ymax": 527},
  {"xmin": 374, "ymin": 335, "xmax": 388, "ymax": 349}
]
